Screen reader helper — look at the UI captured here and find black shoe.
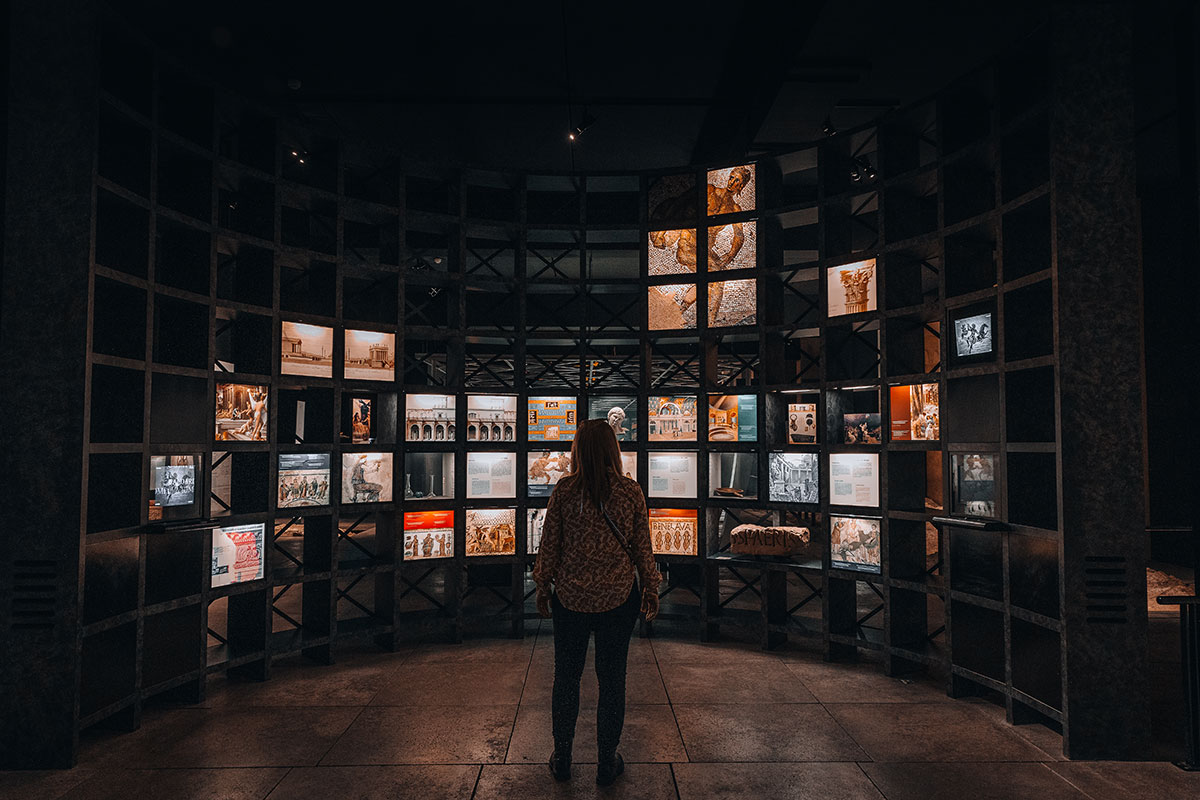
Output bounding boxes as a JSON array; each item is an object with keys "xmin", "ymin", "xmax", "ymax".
[
  {"xmin": 549, "ymin": 749, "xmax": 571, "ymax": 782},
  {"xmin": 596, "ymin": 752, "xmax": 624, "ymax": 786}
]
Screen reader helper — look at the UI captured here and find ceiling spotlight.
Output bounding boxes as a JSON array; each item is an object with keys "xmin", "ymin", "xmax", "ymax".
[
  {"xmin": 822, "ymin": 116, "xmax": 837, "ymax": 137},
  {"xmin": 569, "ymin": 112, "xmax": 598, "ymax": 142},
  {"xmin": 851, "ymin": 156, "xmax": 876, "ymax": 182}
]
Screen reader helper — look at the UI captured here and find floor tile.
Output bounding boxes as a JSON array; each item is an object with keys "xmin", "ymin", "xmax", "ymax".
[
  {"xmin": 474, "ymin": 763, "xmax": 677, "ymax": 799},
  {"xmin": 203, "ymin": 658, "xmax": 394, "ymax": 708},
  {"xmin": 0, "ymin": 767, "xmax": 96, "ymax": 800},
  {"xmin": 506, "ymin": 704, "xmax": 686, "ymax": 764},
  {"xmin": 372, "ymin": 662, "xmax": 529, "ymax": 705},
  {"xmin": 958, "ymin": 698, "xmax": 1065, "ymax": 760},
  {"xmin": 661, "ymin": 662, "xmax": 817, "ymax": 704},
  {"xmin": 827, "ymin": 703, "xmax": 1051, "ymax": 762},
  {"xmin": 781, "ymin": 656, "xmax": 953, "ymax": 704},
  {"xmin": 266, "ymin": 765, "xmax": 479, "ymax": 800},
  {"xmin": 54, "ymin": 768, "xmax": 290, "ymax": 800},
  {"xmin": 674, "ymin": 762, "xmax": 884, "ymax": 800},
  {"xmin": 519, "ymin": 657, "xmax": 667, "ymax": 707},
  {"xmin": 531, "ymin": 631, "xmax": 658, "ymax": 664},
  {"xmin": 673, "ymin": 704, "xmax": 868, "ymax": 762},
  {"xmin": 1047, "ymin": 761, "xmax": 1200, "ymax": 800},
  {"xmin": 861, "ymin": 763, "xmax": 1088, "ymax": 800},
  {"xmin": 80, "ymin": 707, "xmax": 361, "ymax": 768},
  {"xmin": 402, "ymin": 638, "xmax": 535, "ymax": 665},
  {"xmin": 320, "ymin": 705, "xmax": 516, "ymax": 764},
  {"xmin": 650, "ymin": 637, "xmax": 784, "ymax": 666}
]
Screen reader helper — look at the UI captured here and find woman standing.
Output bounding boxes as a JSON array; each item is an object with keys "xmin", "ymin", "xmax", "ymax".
[{"xmin": 532, "ymin": 419, "xmax": 662, "ymax": 786}]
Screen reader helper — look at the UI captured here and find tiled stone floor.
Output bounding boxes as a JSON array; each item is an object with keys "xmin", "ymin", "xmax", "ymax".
[{"xmin": 3, "ymin": 620, "xmax": 1198, "ymax": 800}]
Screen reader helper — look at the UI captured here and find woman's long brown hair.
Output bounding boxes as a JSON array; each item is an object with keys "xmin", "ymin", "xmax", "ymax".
[{"xmin": 569, "ymin": 418, "xmax": 623, "ymax": 508}]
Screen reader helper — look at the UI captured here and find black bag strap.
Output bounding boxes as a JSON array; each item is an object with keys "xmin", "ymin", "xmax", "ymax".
[{"xmin": 598, "ymin": 500, "xmax": 636, "ymax": 566}]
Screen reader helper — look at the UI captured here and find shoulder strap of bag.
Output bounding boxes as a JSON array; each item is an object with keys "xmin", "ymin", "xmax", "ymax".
[{"xmin": 598, "ymin": 499, "xmax": 636, "ymax": 566}]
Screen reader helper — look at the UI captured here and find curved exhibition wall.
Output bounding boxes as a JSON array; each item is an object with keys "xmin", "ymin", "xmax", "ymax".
[{"xmin": 0, "ymin": 5, "xmax": 1150, "ymax": 766}]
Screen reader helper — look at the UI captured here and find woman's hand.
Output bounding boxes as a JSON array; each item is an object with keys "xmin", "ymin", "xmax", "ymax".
[
  {"xmin": 640, "ymin": 588, "xmax": 660, "ymax": 622},
  {"xmin": 536, "ymin": 588, "xmax": 552, "ymax": 619}
]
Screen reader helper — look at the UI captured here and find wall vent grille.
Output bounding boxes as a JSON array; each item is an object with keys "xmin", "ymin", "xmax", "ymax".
[
  {"xmin": 1083, "ymin": 555, "xmax": 1129, "ymax": 624},
  {"xmin": 11, "ymin": 560, "xmax": 58, "ymax": 631}
]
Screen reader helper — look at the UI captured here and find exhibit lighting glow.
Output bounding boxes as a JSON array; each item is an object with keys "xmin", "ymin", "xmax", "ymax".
[{"xmin": 351, "ymin": 330, "xmax": 388, "ymax": 343}]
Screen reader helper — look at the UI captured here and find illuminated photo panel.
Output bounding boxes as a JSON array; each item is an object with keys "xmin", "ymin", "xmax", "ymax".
[
  {"xmin": 708, "ymin": 279, "xmax": 757, "ymax": 327},
  {"xmin": 830, "ymin": 515, "xmax": 882, "ymax": 573},
  {"xmin": 215, "ymin": 383, "xmax": 269, "ymax": 442},
  {"xmin": 466, "ymin": 395, "xmax": 517, "ymax": 442},
  {"xmin": 149, "ymin": 455, "xmax": 200, "ymax": 521},
  {"xmin": 281, "ymin": 321, "xmax": 334, "ymax": 378},
  {"xmin": 212, "ymin": 523, "xmax": 265, "ymax": 587},
  {"xmin": 829, "ymin": 452, "xmax": 880, "ymax": 507},
  {"xmin": 826, "ymin": 258, "xmax": 878, "ymax": 317},
  {"xmin": 954, "ymin": 312, "xmax": 994, "ymax": 357},
  {"xmin": 466, "ymin": 452, "xmax": 516, "ymax": 499},
  {"xmin": 650, "ymin": 508, "xmax": 698, "ymax": 556},
  {"xmin": 528, "ymin": 508, "xmax": 547, "ymax": 555},
  {"xmin": 648, "ymin": 396, "xmax": 698, "ymax": 441},
  {"xmin": 528, "ymin": 396, "xmax": 577, "ymax": 442},
  {"xmin": 344, "ymin": 329, "xmax": 395, "ymax": 381},
  {"xmin": 768, "ymin": 452, "xmax": 819, "ymax": 504},
  {"xmin": 588, "ymin": 396, "xmax": 638, "ymax": 441},
  {"xmin": 788, "ymin": 402, "xmax": 817, "ymax": 443},
  {"xmin": 620, "ymin": 451, "xmax": 638, "ymax": 481},
  {"xmin": 527, "ymin": 450, "xmax": 571, "ymax": 498},
  {"xmin": 340, "ymin": 452, "xmax": 394, "ymax": 504},
  {"xmin": 952, "ymin": 453, "xmax": 997, "ymax": 518},
  {"xmin": 403, "ymin": 510, "xmax": 454, "ymax": 560},
  {"xmin": 278, "ymin": 453, "xmax": 331, "ymax": 508},
  {"xmin": 406, "ymin": 394, "xmax": 456, "ymax": 442},
  {"xmin": 648, "ymin": 451, "xmax": 698, "ymax": 499},
  {"xmin": 890, "ymin": 383, "xmax": 940, "ymax": 441},
  {"xmin": 707, "ymin": 164, "xmax": 756, "ymax": 215},
  {"xmin": 648, "ymin": 229, "xmax": 698, "ymax": 276},
  {"xmin": 709, "ymin": 219, "xmax": 756, "ymax": 272},
  {"xmin": 707, "ymin": 394, "xmax": 758, "ymax": 442},
  {"xmin": 648, "ymin": 283, "xmax": 698, "ymax": 331},
  {"xmin": 466, "ymin": 508, "xmax": 517, "ymax": 556}
]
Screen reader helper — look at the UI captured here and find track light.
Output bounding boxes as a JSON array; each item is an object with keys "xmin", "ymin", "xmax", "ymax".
[
  {"xmin": 822, "ymin": 116, "xmax": 837, "ymax": 137},
  {"xmin": 851, "ymin": 156, "xmax": 876, "ymax": 182},
  {"xmin": 568, "ymin": 112, "xmax": 597, "ymax": 142}
]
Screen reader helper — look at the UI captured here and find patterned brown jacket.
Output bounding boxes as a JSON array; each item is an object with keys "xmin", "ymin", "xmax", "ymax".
[{"xmin": 532, "ymin": 471, "xmax": 662, "ymax": 613}]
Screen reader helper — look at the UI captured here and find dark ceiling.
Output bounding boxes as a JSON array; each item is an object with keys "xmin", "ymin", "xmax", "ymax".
[{"xmin": 112, "ymin": 1, "xmax": 1053, "ymax": 172}]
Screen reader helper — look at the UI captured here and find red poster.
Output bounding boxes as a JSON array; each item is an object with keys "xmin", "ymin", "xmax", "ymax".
[{"xmin": 889, "ymin": 385, "xmax": 912, "ymax": 441}]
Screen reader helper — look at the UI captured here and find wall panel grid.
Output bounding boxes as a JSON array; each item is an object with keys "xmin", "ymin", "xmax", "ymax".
[{"xmin": 28, "ymin": 15, "xmax": 1138, "ymax": 765}]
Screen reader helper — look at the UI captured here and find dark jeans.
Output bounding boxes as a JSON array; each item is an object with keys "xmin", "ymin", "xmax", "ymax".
[{"xmin": 551, "ymin": 584, "xmax": 639, "ymax": 758}]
